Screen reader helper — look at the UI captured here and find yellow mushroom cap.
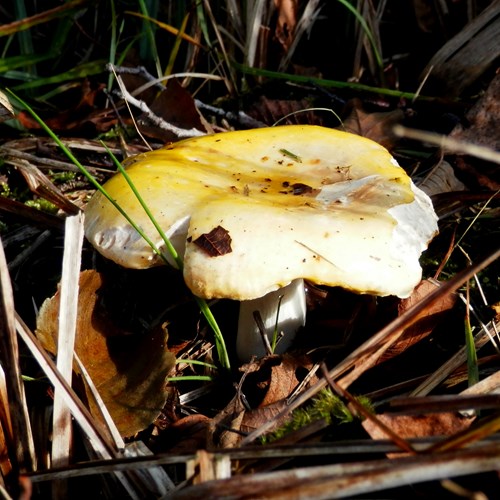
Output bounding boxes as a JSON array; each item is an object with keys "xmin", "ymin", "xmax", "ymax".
[{"xmin": 84, "ymin": 125, "xmax": 438, "ymax": 300}]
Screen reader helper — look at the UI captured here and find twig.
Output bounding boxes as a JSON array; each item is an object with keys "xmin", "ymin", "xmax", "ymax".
[
  {"xmin": 112, "ymin": 72, "xmax": 206, "ymax": 139},
  {"xmin": 393, "ymin": 125, "xmax": 500, "ymax": 164},
  {"xmin": 106, "ymin": 63, "xmax": 266, "ymax": 129},
  {"xmin": 241, "ymin": 247, "xmax": 500, "ymax": 445}
]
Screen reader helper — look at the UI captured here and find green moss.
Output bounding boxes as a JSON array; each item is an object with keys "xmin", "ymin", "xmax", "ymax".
[
  {"xmin": 25, "ymin": 198, "xmax": 59, "ymax": 214},
  {"xmin": 261, "ymin": 388, "xmax": 372, "ymax": 444}
]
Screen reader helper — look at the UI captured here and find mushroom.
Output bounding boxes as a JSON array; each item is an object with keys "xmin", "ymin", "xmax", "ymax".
[{"xmin": 84, "ymin": 125, "xmax": 438, "ymax": 362}]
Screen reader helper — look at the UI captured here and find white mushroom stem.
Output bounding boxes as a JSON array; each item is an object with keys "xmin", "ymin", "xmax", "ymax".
[{"xmin": 236, "ymin": 279, "xmax": 307, "ymax": 362}]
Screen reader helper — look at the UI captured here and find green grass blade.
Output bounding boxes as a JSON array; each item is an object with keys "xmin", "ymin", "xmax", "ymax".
[
  {"xmin": 6, "ymin": 89, "xmax": 231, "ymax": 370},
  {"xmin": 0, "ymin": 53, "xmax": 54, "ymax": 74},
  {"xmin": 104, "ymin": 146, "xmax": 230, "ymax": 370},
  {"xmin": 0, "ymin": 0, "xmax": 88, "ymax": 37},
  {"xmin": 335, "ymin": 0, "xmax": 383, "ymax": 73},
  {"xmin": 137, "ymin": 0, "xmax": 162, "ymax": 77},
  {"xmin": 233, "ymin": 63, "xmax": 436, "ymax": 101},
  {"xmin": 13, "ymin": 0, "xmax": 36, "ymax": 75},
  {"xmin": 102, "ymin": 145, "xmax": 182, "ymax": 268},
  {"xmin": 107, "ymin": 0, "xmax": 118, "ymax": 93},
  {"xmin": 175, "ymin": 359, "xmax": 218, "ymax": 370},
  {"xmin": 464, "ymin": 288, "xmax": 479, "ymax": 387},
  {"xmin": 164, "ymin": 12, "xmax": 190, "ymax": 77},
  {"xmin": 166, "ymin": 375, "xmax": 213, "ymax": 382},
  {"xmin": 12, "ymin": 61, "xmax": 106, "ymax": 90},
  {"xmin": 6, "ymin": 89, "xmax": 162, "ymax": 255}
]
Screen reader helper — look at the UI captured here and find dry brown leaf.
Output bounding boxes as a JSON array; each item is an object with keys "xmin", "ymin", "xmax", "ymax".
[
  {"xmin": 208, "ymin": 354, "xmax": 317, "ymax": 447},
  {"xmin": 17, "ymin": 80, "xmax": 112, "ymax": 133},
  {"xmin": 259, "ymin": 353, "xmax": 317, "ymax": 407},
  {"xmin": 449, "ymin": 72, "xmax": 500, "ymax": 190},
  {"xmin": 36, "ymin": 269, "xmax": 175, "ymax": 437},
  {"xmin": 418, "ymin": 160, "xmax": 466, "ymax": 197},
  {"xmin": 451, "ymin": 72, "xmax": 500, "ymax": 151},
  {"xmin": 240, "ymin": 399, "xmax": 289, "ymax": 437},
  {"xmin": 164, "ymin": 414, "xmax": 211, "ymax": 454},
  {"xmin": 208, "ymin": 393, "xmax": 246, "ymax": 449},
  {"xmin": 241, "ymin": 354, "xmax": 317, "ymax": 435},
  {"xmin": 137, "ymin": 79, "xmax": 208, "ymax": 142},
  {"xmin": 273, "ymin": 0, "xmax": 298, "ymax": 51},
  {"xmin": 378, "ymin": 280, "xmax": 457, "ymax": 363},
  {"xmin": 363, "ymin": 412, "xmax": 474, "ymax": 445},
  {"xmin": 342, "ymin": 98, "xmax": 404, "ymax": 149},
  {"xmin": 246, "ymin": 94, "xmax": 325, "ymax": 126}
]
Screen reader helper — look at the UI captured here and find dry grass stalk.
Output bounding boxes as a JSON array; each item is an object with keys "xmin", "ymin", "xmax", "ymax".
[
  {"xmin": 8, "ymin": 161, "xmax": 80, "ymax": 215},
  {"xmin": 410, "ymin": 321, "xmax": 499, "ymax": 397},
  {"xmin": 0, "ymin": 239, "xmax": 36, "ymax": 475},
  {"xmin": 51, "ymin": 213, "xmax": 84, "ymax": 488},
  {"xmin": 393, "ymin": 125, "xmax": 500, "ymax": 165},
  {"xmin": 241, "ymin": 246, "xmax": 500, "ymax": 445},
  {"xmin": 351, "ymin": 0, "xmax": 383, "ymax": 79},
  {"xmin": 278, "ymin": 0, "xmax": 324, "ymax": 71},
  {"xmin": 14, "ymin": 315, "xmax": 143, "ymax": 497},
  {"xmin": 170, "ymin": 442, "xmax": 500, "ymax": 499}
]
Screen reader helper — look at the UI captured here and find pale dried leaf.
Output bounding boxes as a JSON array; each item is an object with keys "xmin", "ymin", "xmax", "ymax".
[
  {"xmin": 418, "ymin": 160, "xmax": 466, "ymax": 196},
  {"xmin": 0, "ymin": 90, "xmax": 14, "ymax": 123}
]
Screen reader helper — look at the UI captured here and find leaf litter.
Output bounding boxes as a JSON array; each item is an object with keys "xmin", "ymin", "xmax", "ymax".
[{"xmin": 0, "ymin": 3, "xmax": 500, "ymax": 498}]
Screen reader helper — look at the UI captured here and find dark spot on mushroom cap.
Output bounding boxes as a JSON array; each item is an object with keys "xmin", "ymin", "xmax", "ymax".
[
  {"xmin": 193, "ymin": 226, "xmax": 232, "ymax": 257},
  {"xmin": 291, "ymin": 183, "xmax": 314, "ymax": 195}
]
